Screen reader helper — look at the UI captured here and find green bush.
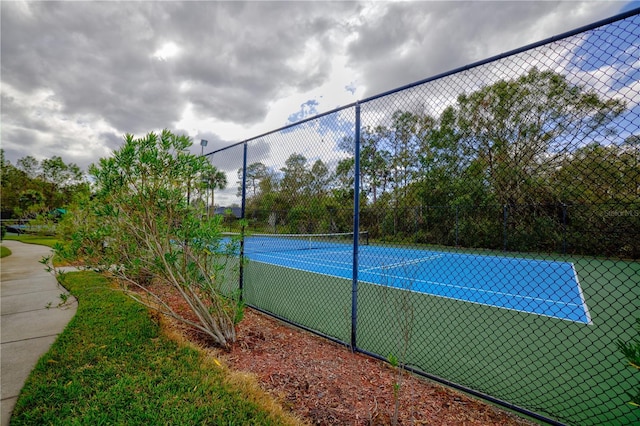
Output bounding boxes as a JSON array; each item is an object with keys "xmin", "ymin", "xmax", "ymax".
[
  {"xmin": 54, "ymin": 130, "xmax": 242, "ymax": 349},
  {"xmin": 617, "ymin": 318, "xmax": 640, "ymax": 408}
]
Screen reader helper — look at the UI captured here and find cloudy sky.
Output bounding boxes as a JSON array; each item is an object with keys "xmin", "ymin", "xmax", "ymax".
[{"xmin": 1, "ymin": 0, "xmax": 638, "ymax": 173}]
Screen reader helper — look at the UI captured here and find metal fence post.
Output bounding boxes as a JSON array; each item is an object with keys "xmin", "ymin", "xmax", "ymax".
[
  {"xmin": 562, "ymin": 203, "xmax": 567, "ymax": 255},
  {"xmin": 455, "ymin": 205, "xmax": 459, "ymax": 247},
  {"xmin": 351, "ymin": 102, "xmax": 361, "ymax": 350},
  {"xmin": 503, "ymin": 204, "xmax": 508, "ymax": 252},
  {"xmin": 239, "ymin": 142, "xmax": 248, "ymax": 298}
]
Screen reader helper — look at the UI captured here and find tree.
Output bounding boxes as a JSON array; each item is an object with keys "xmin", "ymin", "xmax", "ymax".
[
  {"xmin": 309, "ymin": 159, "xmax": 331, "ymax": 197},
  {"xmin": 237, "ymin": 162, "xmax": 268, "ymax": 199},
  {"xmin": 40, "ymin": 156, "xmax": 84, "ymax": 188},
  {"xmin": 338, "ymin": 127, "xmax": 392, "ymax": 204},
  {"xmin": 389, "ymin": 111, "xmax": 421, "ymax": 199},
  {"xmin": 16, "ymin": 156, "xmax": 39, "ymax": 178},
  {"xmin": 334, "ymin": 156, "xmax": 355, "ymax": 194},
  {"xmin": 40, "ymin": 156, "xmax": 86, "ymax": 208},
  {"xmin": 17, "ymin": 189, "xmax": 46, "ymax": 219},
  {"xmin": 280, "ymin": 153, "xmax": 311, "ymax": 200},
  {"xmin": 454, "ymin": 67, "xmax": 626, "ymax": 206},
  {"xmin": 1, "ymin": 151, "xmax": 88, "ymax": 219},
  {"xmin": 553, "ymin": 143, "xmax": 638, "ymax": 203},
  {"xmin": 551, "ymin": 141, "xmax": 640, "ymax": 257},
  {"xmin": 55, "ymin": 130, "xmax": 242, "ymax": 349},
  {"xmin": 202, "ymin": 169, "xmax": 227, "ymax": 215},
  {"xmin": 1, "ymin": 152, "xmax": 27, "ymax": 218}
]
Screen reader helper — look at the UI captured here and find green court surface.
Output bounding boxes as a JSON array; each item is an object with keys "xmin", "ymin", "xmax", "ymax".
[{"xmin": 243, "ymin": 256, "xmax": 639, "ymax": 425}]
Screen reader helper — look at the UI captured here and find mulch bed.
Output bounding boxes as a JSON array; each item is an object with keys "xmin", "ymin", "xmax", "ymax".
[
  {"xmin": 137, "ymin": 280, "xmax": 535, "ymax": 425},
  {"xmin": 221, "ymin": 309, "xmax": 535, "ymax": 425}
]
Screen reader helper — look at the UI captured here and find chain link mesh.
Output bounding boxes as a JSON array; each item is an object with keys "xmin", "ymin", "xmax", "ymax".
[{"xmin": 208, "ymin": 11, "xmax": 639, "ymax": 425}]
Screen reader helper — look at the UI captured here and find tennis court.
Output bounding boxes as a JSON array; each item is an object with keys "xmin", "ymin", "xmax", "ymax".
[{"xmin": 240, "ymin": 233, "xmax": 592, "ymax": 324}]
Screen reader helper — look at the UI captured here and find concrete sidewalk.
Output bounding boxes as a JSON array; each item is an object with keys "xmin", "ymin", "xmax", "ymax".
[{"xmin": 1, "ymin": 240, "xmax": 77, "ymax": 426}]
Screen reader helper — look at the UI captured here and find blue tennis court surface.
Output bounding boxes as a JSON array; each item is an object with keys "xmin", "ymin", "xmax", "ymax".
[{"xmin": 244, "ymin": 242, "xmax": 592, "ymax": 324}]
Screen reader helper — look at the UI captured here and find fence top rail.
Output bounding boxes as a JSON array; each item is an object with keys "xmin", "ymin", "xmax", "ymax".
[
  {"xmin": 206, "ymin": 101, "xmax": 357, "ymax": 157},
  {"xmin": 207, "ymin": 6, "xmax": 639, "ymax": 157}
]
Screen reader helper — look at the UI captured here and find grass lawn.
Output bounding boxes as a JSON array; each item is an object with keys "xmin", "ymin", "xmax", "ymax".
[
  {"xmin": 2, "ymin": 233, "xmax": 60, "ymax": 248},
  {"xmin": 0, "ymin": 245, "xmax": 11, "ymax": 258},
  {"xmin": 11, "ymin": 270, "xmax": 300, "ymax": 425},
  {"xmin": 3, "ymin": 234, "xmax": 73, "ymax": 266}
]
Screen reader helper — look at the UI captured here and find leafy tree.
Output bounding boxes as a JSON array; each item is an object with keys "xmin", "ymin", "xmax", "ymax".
[
  {"xmin": 1, "ymin": 151, "xmax": 88, "ymax": 219},
  {"xmin": 55, "ymin": 130, "xmax": 242, "ymax": 349},
  {"xmin": 309, "ymin": 159, "xmax": 331, "ymax": 197},
  {"xmin": 551, "ymin": 141, "xmax": 640, "ymax": 257},
  {"xmin": 202, "ymin": 169, "xmax": 227, "ymax": 215},
  {"xmin": 389, "ymin": 111, "xmax": 421, "ymax": 198},
  {"xmin": 454, "ymin": 67, "xmax": 625, "ymax": 206},
  {"xmin": 17, "ymin": 189, "xmax": 46, "ymax": 219},
  {"xmin": 334, "ymin": 156, "xmax": 355, "ymax": 194},
  {"xmin": 16, "ymin": 155, "xmax": 39, "ymax": 178},
  {"xmin": 40, "ymin": 156, "xmax": 84, "ymax": 188},
  {"xmin": 553, "ymin": 143, "xmax": 639, "ymax": 203},
  {"xmin": 40, "ymin": 156, "xmax": 86, "ymax": 207},
  {"xmin": 280, "ymin": 153, "xmax": 311, "ymax": 200},
  {"xmin": 236, "ymin": 162, "xmax": 285, "ymax": 229},
  {"xmin": 1, "ymin": 152, "xmax": 28, "ymax": 218},
  {"xmin": 237, "ymin": 162, "xmax": 269, "ymax": 199},
  {"xmin": 338, "ymin": 127, "xmax": 392, "ymax": 204},
  {"xmin": 374, "ymin": 67, "xmax": 630, "ymax": 252}
]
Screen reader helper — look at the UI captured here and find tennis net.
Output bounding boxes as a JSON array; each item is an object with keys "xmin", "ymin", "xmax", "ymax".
[{"xmin": 222, "ymin": 231, "xmax": 369, "ymax": 254}]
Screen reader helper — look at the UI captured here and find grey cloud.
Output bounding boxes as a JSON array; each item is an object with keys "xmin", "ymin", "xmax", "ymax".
[
  {"xmin": 1, "ymin": 0, "xmax": 626, "ymax": 172},
  {"xmin": 98, "ymin": 131, "xmax": 124, "ymax": 152},
  {"xmin": 1, "ymin": 92, "xmax": 53, "ymax": 134},
  {"xmin": 169, "ymin": 1, "xmax": 358, "ymax": 122},
  {"xmin": 192, "ymin": 131, "xmax": 232, "ymax": 156},
  {"xmin": 346, "ymin": 1, "xmax": 621, "ymax": 97},
  {"xmin": 2, "ymin": 1, "xmax": 185, "ymax": 133},
  {"xmin": 188, "ymin": 83, "xmax": 270, "ymax": 124},
  {"xmin": 2, "ymin": 125, "xmax": 89, "ymax": 172},
  {"xmin": 1, "ymin": 127, "xmax": 43, "ymax": 162},
  {"xmin": 2, "ymin": 0, "xmax": 358, "ymax": 144},
  {"xmin": 245, "ymin": 139, "xmax": 271, "ymax": 165}
]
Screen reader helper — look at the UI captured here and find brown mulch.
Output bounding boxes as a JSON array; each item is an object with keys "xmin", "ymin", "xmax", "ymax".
[
  {"xmin": 137, "ymin": 282, "xmax": 534, "ymax": 425},
  {"xmin": 223, "ymin": 309, "xmax": 534, "ymax": 426}
]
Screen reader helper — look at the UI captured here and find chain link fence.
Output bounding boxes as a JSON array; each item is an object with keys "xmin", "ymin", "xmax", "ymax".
[{"xmin": 208, "ymin": 10, "xmax": 639, "ymax": 425}]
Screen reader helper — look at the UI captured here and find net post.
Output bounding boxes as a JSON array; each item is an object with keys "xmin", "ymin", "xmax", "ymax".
[
  {"xmin": 239, "ymin": 142, "xmax": 248, "ymax": 299},
  {"xmin": 455, "ymin": 205, "xmax": 459, "ymax": 247},
  {"xmin": 351, "ymin": 102, "xmax": 361, "ymax": 351},
  {"xmin": 562, "ymin": 202, "xmax": 567, "ymax": 255}
]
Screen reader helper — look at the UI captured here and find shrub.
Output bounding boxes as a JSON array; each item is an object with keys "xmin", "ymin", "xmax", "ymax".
[{"xmin": 52, "ymin": 130, "xmax": 242, "ymax": 349}]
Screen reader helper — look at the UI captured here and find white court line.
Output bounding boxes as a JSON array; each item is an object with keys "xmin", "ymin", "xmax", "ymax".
[
  {"xmin": 359, "ymin": 277, "xmax": 589, "ymax": 325},
  {"xmin": 573, "ymin": 263, "xmax": 593, "ymax": 325},
  {"xmin": 298, "ymin": 250, "xmax": 441, "ymax": 271},
  {"xmin": 298, "ymin": 249, "xmax": 354, "ymax": 258},
  {"xmin": 361, "ymin": 254, "xmax": 443, "ymax": 272},
  {"xmin": 363, "ymin": 268, "xmax": 584, "ymax": 308},
  {"xmin": 250, "ymin": 251, "xmax": 583, "ymax": 309}
]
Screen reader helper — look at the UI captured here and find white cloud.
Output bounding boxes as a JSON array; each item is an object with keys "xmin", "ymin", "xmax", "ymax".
[{"xmin": 153, "ymin": 41, "xmax": 181, "ymax": 61}]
